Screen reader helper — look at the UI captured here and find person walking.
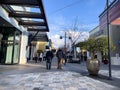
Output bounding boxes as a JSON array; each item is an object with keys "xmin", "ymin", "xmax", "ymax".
[
  {"xmin": 46, "ymin": 48, "xmax": 53, "ymax": 70},
  {"xmin": 39, "ymin": 52, "xmax": 43, "ymax": 62},
  {"xmin": 84, "ymin": 52, "xmax": 87, "ymax": 61},
  {"xmin": 56, "ymin": 48, "xmax": 64, "ymax": 69},
  {"xmin": 34, "ymin": 52, "xmax": 38, "ymax": 63},
  {"xmin": 43, "ymin": 51, "xmax": 46, "ymax": 61}
]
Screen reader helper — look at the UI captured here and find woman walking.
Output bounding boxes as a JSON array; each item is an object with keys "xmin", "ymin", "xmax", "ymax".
[{"xmin": 56, "ymin": 48, "xmax": 64, "ymax": 69}]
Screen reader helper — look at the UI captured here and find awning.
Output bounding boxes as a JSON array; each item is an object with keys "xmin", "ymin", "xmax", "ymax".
[
  {"xmin": 0, "ymin": 0, "xmax": 49, "ymax": 41},
  {"xmin": 29, "ymin": 31, "xmax": 49, "ymax": 42}
]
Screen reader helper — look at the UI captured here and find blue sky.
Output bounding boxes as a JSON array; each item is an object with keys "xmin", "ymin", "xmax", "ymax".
[{"xmin": 43, "ymin": 0, "xmax": 107, "ymax": 48}]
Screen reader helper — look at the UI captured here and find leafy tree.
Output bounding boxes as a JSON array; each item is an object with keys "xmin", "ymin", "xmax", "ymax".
[
  {"xmin": 86, "ymin": 37, "xmax": 97, "ymax": 59},
  {"xmin": 76, "ymin": 37, "xmax": 97, "ymax": 59},
  {"xmin": 76, "ymin": 41, "xmax": 87, "ymax": 50},
  {"xmin": 95, "ymin": 37, "xmax": 115, "ymax": 60},
  {"xmin": 76, "ymin": 36, "xmax": 115, "ymax": 59},
  {"xmin": 37, "ymin": 50, "xmax": 43, "ymax": 54}
]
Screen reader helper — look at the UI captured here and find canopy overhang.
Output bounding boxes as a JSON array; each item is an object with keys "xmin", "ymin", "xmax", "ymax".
[{"xmin": 0, "ymin": 0, "xmax": 49, "ymax": 42}]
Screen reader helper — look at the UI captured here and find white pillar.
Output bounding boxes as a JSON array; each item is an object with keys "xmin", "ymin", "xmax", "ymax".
[{"xmin": 19, "ymin": 31, "xmax": 28, "ymax": 64}]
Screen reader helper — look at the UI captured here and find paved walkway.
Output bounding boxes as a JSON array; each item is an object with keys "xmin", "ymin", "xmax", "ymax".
[
  {"xmin": 0, "ymin": 57, "xmax": 120, "ymax": 90},
  {"xmin": 0, "ymin": 71, "xmax": 118, "ymax": 90}
]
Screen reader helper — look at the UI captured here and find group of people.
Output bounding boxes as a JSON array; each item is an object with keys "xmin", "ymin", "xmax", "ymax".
[
  {"xmin": 34, "ymin": 52, "xmax": 43, "ymax": 63},
  {"xmin": 39, "ymin": 48, "xmax": 65, "ymax": 70}
]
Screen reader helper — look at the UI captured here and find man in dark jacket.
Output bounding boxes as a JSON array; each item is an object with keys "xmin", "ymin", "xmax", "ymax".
[{"xmin": 46, "ymin": 49, "xmax": 53, "ymax": 70}]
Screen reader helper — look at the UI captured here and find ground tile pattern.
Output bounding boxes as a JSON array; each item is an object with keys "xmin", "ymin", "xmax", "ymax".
[{"xmin": 0, "ymin": 71, "xmax": 118, "ymax": 90}]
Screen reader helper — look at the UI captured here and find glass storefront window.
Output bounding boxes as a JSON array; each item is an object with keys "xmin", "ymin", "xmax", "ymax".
[
  {"xmin": 0, "ymin": 27, "xmax": 21, "ymax": 64},
  {"xmin": 5, "ymin": 41, "xmax": 13, "ymax": 64},
  {"xmin": 13, "ymin": 44, "xmax": 19, "ymax": 63}
]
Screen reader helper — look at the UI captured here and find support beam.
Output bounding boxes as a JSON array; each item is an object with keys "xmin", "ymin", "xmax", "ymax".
[
  {"xmin": 0, "ymin": 0, "xmax": 40, "ymax": 7},
  {"xmin": 19, "ymin": 21, "xmax": 46, "ymax": 26},
  {"xmin": 28, "ymin": 28, "xmax": 48, "ymax": 32},
  {"xmin": 9, "ymin": 12, "xmax": 44, "ymax": 19},
  {"xmin": 38, "ymin": 0, "xmax": 49, "ymax": 32}
]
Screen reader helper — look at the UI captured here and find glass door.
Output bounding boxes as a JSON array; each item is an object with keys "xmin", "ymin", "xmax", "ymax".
[
  {"xmin": 13, "ymin": 42, "xmax": 20, "ymax": 64},
  {"xmin": 5, "ymin": 41, "xmax": 13, "ymax": 64},
  {"xmin": 13, "ymin": 32, "xmax": 21, "ymax": 64},
  {"xmin": 0, "ymin": 33, "xmax": 4, "ymax": 64}
]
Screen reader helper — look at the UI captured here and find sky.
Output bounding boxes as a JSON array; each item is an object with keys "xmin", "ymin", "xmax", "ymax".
[{"xmin": 42, "ymin": 0, "xmax": 107, "ymax": 48}]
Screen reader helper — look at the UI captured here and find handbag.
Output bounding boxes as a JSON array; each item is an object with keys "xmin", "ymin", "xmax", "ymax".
[{"xmin": 61, "ymin": 58, "xmax": 65, "ymax": 64}]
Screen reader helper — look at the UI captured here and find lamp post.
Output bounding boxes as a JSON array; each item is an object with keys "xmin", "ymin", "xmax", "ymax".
[
  {"xmin": 60, "ymin": 32, "xmax": 71, "ymax": 64},
  {"xmin": 106, "ymin": 0, "xmax": 112, "ymax": 79}
]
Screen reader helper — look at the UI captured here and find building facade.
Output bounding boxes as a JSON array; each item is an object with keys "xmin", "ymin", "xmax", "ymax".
[
  {"xmin": 90, "ymin": 0, "xmax": 120, "ymax": 65},
  {"xmin": 0, "ymin": 0, "xmax": 49, "ymax": 65},
  {"xmin": 0, "ymin": 6, "xmax": 28, "ymax": 64}
]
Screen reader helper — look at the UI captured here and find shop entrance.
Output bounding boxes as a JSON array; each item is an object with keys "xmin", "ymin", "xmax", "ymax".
[{"xmin": 0, "ymin": 27, "xmax": 21, "ymax": 64}]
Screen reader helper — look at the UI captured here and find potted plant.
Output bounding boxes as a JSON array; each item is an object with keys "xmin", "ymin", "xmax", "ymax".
[
  {"xmin": 86, "ymin": 37, "xmax": 100, "ymax": 76},
  {"xmin": 76, "ymin": 37, "xmax": 100, "ymax": 76},
  {"xmin": 76, "ymin": 36, "xmax": 115, "ymax": 75}
]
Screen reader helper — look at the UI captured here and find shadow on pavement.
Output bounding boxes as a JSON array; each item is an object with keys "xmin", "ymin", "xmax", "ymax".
[{"xmin": 85, "ymin": 74, "xmax": 120, "ymax": 89}]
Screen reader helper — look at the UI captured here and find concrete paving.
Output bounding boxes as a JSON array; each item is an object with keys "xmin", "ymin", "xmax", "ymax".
[{"xmin": 0, "ymin": 57, "xmax": 120, "ymax": 90}]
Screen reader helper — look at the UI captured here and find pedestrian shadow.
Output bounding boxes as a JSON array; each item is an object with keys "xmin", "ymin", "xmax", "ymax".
[
  {"xmin": 33, "ymin": 87, "xmax": 40, "ymax": 90},
  {"xmin": 85, "ymin": 74, "xmax": 120, "ymax": 89},
  {"xmin": 65, "ymin": 63, "xmax": 120, "ymax": 89},
  {"xmin": 99, "ymin": 64, "xmax": 120, "ymax": 71}
]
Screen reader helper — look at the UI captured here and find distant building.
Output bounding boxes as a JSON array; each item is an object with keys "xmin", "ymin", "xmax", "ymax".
[
  {"xmin": 89, "ymin": 26, "xmax": 105, "ymax": 38},
  {"xmin": 89, "ymin": 0, "xmax": 120, "ymax": 65},
  {"xmin": 99, "ymin": 0, "xmax": 120, "ymax": 65}
]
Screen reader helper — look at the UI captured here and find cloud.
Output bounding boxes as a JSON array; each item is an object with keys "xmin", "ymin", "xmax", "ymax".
[
  {"xmin": 47, "ymin": 15, "xmax": 96, "ymax": 49},
  {"xmin": 50, "ymin": 34, "xmax": 64, "ymax": 48},
  {"xmin": 49, "ymin": 31, "xmax": 89, "ymax": 49}
]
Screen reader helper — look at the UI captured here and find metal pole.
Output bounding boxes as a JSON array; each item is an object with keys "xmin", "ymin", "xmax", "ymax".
[
  {"xmin": 106, "ymin": 0, "xmax": 112, "ymax": 80},
  {"xmin": 64, "ymin": 32, "xmax": 67, "ymax": 64}
]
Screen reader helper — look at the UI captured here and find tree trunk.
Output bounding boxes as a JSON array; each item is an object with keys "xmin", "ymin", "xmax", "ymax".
[{"xmin": 90, "ymin": 51, "xmax": 94, "ymax": 59}]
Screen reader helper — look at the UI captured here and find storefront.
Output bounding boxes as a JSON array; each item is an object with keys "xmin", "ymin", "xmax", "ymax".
[
  {"xmin": 0, "ymin": 0, "xmax": 49, "ymax": 65},
  {"xmin": 0, "ymin": 27, "xmax": 21, "ymax": 64}
]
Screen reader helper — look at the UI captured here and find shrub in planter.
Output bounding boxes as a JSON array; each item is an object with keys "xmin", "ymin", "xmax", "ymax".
[{"xmin": 102, "ymin": 55, "xmax": 109, "ymax": 64}]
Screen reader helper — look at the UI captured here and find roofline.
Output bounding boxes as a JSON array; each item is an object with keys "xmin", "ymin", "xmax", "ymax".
[
  {"xmin": 89, "ymin": 25, "xmax": 99, "ymax": 33},
  {"xmin": 99, "ymin": 0, "xmax": 119, "ymax": 18}
]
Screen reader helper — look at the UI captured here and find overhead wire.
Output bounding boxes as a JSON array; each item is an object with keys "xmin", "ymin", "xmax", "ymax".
[{"xmin": 50, "ymin": 0, "xmax": 81, "ymax": 15}]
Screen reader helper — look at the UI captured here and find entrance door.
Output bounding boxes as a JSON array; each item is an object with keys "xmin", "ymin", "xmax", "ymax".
[
  {"xmin": 5, "ymin": 40, "xmax": 13, "ymax": 64},
  {"xmin": 0, "ymin": 27, "xmax": 21, "ymax": 64},
  {"xmin": 0, "ymin": 33, "xmax": 4, "ymax": 64},
  {"xmin": 13, "ymin": 42, "xmax": 20, "ymax": 64}
]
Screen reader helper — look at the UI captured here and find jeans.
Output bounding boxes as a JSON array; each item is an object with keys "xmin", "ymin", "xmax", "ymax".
[{"xmin": 46, "ymin": 59, "xmax": 51, "ymax": 70}]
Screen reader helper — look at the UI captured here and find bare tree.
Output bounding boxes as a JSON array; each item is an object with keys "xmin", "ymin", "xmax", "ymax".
[{"xmin": 66, "ymin": 17, "xmax": 83, "ymax": 60}]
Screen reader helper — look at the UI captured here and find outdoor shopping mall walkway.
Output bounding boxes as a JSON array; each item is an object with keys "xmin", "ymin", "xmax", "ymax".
[{"xmin": 0, "ymin": 56, "xmax": 120, "ymax": 90}]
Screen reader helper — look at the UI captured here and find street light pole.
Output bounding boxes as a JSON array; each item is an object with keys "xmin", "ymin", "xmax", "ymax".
[
  {"xmin": 65, "ymin": 32, "xmax": 67, "ymax": 64},
  {"xmin": 106, "ymin": 0, "xmax": 112, "ymax": 79},
  {"xmin": 60, "ymin": 31, "xmax": 71, "ymax": 64}
]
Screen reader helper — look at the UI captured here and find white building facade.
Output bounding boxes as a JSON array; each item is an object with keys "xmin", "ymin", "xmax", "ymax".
[{"xmin": 0, "ymin": 5, "xmax": 28, "ymax": 64}]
